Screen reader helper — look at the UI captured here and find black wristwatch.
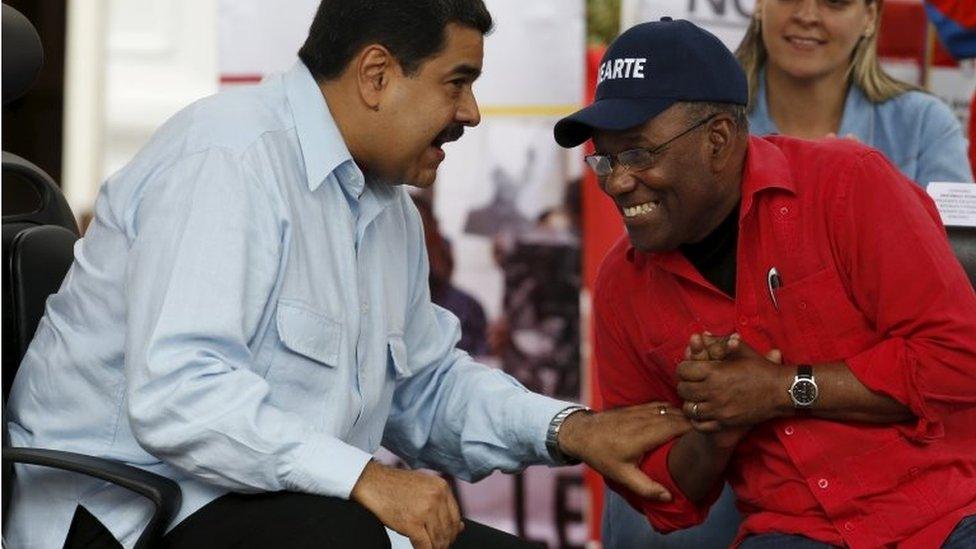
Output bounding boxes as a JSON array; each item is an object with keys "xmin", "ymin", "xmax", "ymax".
[{"xmin": 788, "ymin": 365, "xmax": 818, "ymax": 410}]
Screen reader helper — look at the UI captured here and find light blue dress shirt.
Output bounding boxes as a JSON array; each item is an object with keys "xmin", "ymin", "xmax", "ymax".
[
  {"xmin": 749, "ymin": 68, "xmax": 974, "ymax": 186},
  {"xmin": 6, "ymin": 61, "xmax": 570, "ymax": 548}
]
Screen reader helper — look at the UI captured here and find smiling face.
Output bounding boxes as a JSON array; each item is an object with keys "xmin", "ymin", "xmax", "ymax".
[
  {"xmin": 368, "ymin": 23, "xmax": 483, "ymax": 187},
  {"xmin": 590, "ymin": 105, "xmax": 741, "ymax": 253},
  {"xmin": 759, "ymin": 0, "xmax": 878, "ymax": 82}
]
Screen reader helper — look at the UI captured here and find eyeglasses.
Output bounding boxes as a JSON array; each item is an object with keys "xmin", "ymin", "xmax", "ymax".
[{"xmin": 584, "ymin": 113, "xmax": 719, "ymax": 178}]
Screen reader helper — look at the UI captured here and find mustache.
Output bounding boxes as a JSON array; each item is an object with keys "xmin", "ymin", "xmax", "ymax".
[{"xmin": 433, "ymin": 124, "xmax": 465, "ymax": 146}]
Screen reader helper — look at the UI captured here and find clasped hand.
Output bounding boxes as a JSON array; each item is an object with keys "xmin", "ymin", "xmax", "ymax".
[{"xmin": 676, "ymin": 332, "xmax": 787, "ymax": 433}]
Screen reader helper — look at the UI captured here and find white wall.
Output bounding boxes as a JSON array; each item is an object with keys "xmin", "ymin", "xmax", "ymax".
[{"xmin": 61, "ymin": 0, "xmax": 219, "ymax": 218}]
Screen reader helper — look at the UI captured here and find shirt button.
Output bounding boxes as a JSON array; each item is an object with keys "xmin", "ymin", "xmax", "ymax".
[
  {"xmin": 361, "ymin": 302, "xmax": 369, "ymax": 313},
  {"xmin": 738, "ymin": 316, "xmax": 749, "ymax": 325},
  {"xmin": 818, "ymin": 478, "xmax": 829, "ymax": 489},
  {"xmin": 798, "ymin": 301, "xmax": 808, "ymax": 310},
  {"xmin": 784, "ymin": 426, "xmax": 794, "ymax": 436},
  {"xmin": 779, "ymin": 206, "xmax": 789, "ymax": 215},
  {"xmin": 844, "ymin": 522, "xmax": 855, "ymax": 532}
]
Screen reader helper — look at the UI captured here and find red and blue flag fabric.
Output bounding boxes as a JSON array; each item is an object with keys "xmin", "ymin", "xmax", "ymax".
[{"xmin": 924, "ymin": 0, "xmax": 976, "ymax": 59}]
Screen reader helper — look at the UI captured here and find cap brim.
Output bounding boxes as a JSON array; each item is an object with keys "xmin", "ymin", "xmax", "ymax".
[{"xmin": 553, "ymin": 97, "xmax": 676, "ymax": 148}]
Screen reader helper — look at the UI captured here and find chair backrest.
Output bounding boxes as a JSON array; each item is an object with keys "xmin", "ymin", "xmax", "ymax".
[
  {"xmin": 947, "ymin": 226, "xmax": 976, "ymax": 289},
  {"xmin": 1, "ymin": 4, "xmax": 43, "ymax": 106},
  {"xmin": 2, "ymin": 6, "xmax": 80, "ymax": 522},
  {"xmin": 2, "ymin": 152, "xmax": 79, "ymax": 400}
]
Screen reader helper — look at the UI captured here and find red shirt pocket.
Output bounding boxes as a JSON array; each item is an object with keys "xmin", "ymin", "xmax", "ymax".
[{"xmin": 771, "ymin": 266, "xmax": 878, "ymax": 364}]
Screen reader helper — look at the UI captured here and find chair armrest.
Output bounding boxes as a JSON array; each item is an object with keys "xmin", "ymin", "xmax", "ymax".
[{"xmin": 3, "ymin": 446, "xmax": 181, "ymax": 549}]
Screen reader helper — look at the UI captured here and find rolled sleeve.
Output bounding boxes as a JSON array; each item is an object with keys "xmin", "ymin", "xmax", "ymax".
[
  {"xmin": 846, "ymin": 338, "xmax": 944, "ymax": 440},
  {"xmin": 834, "ymin": 151, "xmax": 976, "ymax": 440},
  {"xmin": 606, "ymin": 438, "xmax": 722, "ymax": 533}
]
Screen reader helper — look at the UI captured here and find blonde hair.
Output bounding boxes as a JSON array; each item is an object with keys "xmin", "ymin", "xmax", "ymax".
[{"xmin": 735, "ymin": 0, "xmax": 920, "ymax": 110}]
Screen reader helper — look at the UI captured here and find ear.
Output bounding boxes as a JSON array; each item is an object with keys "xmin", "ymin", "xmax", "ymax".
[
  {"xmin": 354, "ymin": 44, "xmax": 396, "ymax": 111},
  {"xmin": 706, "ymin": 115, "xmax": 737, "ymax": 172},
  {"xmin": 863, "ymin": 0, "xmax": 879, "ymax": 36}
]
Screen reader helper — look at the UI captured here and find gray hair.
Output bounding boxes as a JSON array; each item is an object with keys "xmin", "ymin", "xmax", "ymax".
[{"xmin": 680, "ymin": 101, "xmax": 749, "ymax": 134}]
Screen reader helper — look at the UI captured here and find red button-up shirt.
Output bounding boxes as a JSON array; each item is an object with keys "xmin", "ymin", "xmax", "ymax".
[{"xmin": 594, "ymin": 136, "xmax": 976, "ymax": 548}]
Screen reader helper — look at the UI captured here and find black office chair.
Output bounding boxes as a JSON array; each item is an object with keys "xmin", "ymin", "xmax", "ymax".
[
  {"xmin": 2, "ymin": 5, "xmax": 181, "ymax": 548},
  {"xmin": 947, "ymin": 226, "xmax": 976, "ymax": 288}
]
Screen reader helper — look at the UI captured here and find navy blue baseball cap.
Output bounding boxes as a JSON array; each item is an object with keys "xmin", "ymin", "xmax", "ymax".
[{"xmin": 554, "ymin": 17, "xmax": 747, "ymax": 148}]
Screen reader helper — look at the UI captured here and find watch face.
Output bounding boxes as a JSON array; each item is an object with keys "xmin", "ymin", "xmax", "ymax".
[{"xmin": 791, "ymin": 379, "xmax": 818, "ymax": 406}]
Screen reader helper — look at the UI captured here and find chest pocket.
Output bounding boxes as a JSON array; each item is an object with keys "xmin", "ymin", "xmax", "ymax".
[
  {"xmin": 267, "ymin": 300, "xmax": 344, "ymax": 414},
  {"xmin": 277, "ymin": 300, "xmax": 341, "ymax": 367},
  {"xmin": 772, "ymin": 266, "xmax": 875, "ymax": 363}
]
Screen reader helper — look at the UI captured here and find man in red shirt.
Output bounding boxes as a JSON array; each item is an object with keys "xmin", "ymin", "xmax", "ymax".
[{"xmin": 555, "ymin": 18, "xmax": 976, "ymax": 548}]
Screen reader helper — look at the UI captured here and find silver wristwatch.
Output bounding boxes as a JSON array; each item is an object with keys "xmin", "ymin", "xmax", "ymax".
[{"xmin": 545, "ymin": 405, "xmax": 591, "ymax": 465}]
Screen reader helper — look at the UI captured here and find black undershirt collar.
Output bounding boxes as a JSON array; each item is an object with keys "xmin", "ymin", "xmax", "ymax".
[{"xmin": 679, "ymin": 204, "xmax": 739, "ymax": 298}]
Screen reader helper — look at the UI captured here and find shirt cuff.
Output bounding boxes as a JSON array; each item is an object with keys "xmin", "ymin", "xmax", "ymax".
[
  {"xmin": 618, "ymin": 438, "xmax": 721, "ymax": 533},
  {"xmin": 506, "ymin": 391, "xmax": 581, "ymax": 466},
  {"xmin": 283, "ymin": 435, "xmax": 374, "ymax": 499}
]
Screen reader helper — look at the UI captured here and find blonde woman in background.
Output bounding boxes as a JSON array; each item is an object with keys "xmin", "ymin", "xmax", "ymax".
[{"xmin": 739, "ymin": 0, "xmax": 973, "ymax": 185}]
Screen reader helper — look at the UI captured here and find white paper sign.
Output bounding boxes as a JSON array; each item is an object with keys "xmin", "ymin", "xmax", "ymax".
[
  {"xmin": 928, "ymin": 182, "xmax": 976, "ymax": 227},
  {"xmin": 621, "ymin": 0, "xmax": 756, "ymax": 52}
]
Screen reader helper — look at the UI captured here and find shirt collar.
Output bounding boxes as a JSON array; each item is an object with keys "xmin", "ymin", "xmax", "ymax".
[
  {"xmin": 283, "ymin": 61, "xmax": 364, "ymax": 196},
  {"xmin": 740, "ymin": 135, "xmax": 795, "ymax": 205}
]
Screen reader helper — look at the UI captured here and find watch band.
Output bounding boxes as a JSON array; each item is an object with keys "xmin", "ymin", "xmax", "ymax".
[
  {"xmin": 545, "ymin": 405, "xmax": 591, "ymax": 465},
  {"xmin": 797, "ymin": 364, "xmax": 813, "ymax": 379}
]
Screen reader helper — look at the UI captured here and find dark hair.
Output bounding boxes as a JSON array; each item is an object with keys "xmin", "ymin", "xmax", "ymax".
[{"xmin": 298, "ymin": 0, "xmax": 493, "ymax": 81}]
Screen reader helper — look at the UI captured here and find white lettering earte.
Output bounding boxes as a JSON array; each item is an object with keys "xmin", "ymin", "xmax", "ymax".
[{"xmin": 597, "ymin": 57, "xmax": 649, "ymax": 84}]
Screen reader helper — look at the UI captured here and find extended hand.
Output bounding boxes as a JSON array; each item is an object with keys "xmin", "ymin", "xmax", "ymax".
[
  {"xmin": 557, "ymin": 402, "xmax": 692, "ymax": 502},
  {"xmin": 350, "ymin": 461, "xmax": 463, "ymax": 549},
  {"xmin": 677, "ymin": 335, "xmax": 787, "ymax": 429}
]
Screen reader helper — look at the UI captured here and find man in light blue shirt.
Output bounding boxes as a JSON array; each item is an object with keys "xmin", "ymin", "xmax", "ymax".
[{"xmin": 6, "ymin": 1, "xmax": 694, "ymax": 548}]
